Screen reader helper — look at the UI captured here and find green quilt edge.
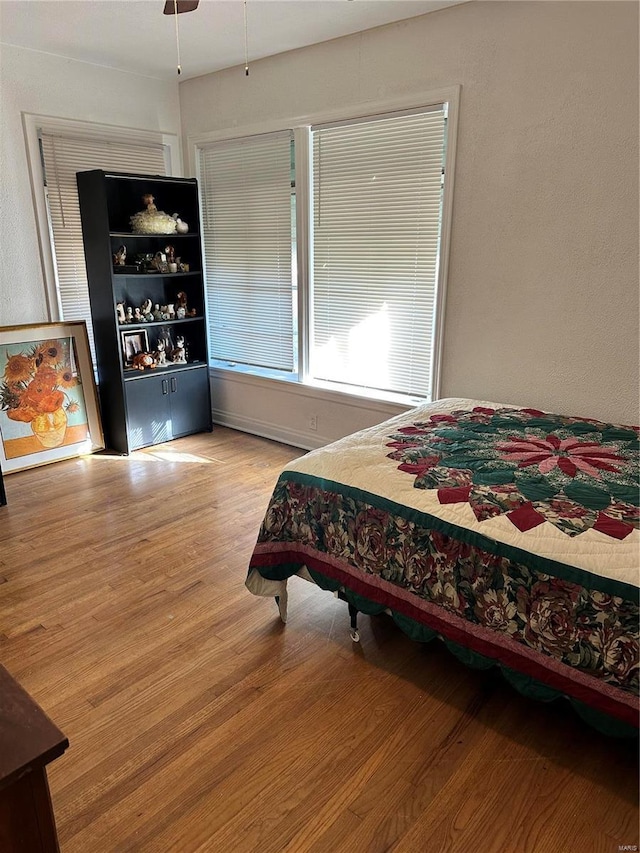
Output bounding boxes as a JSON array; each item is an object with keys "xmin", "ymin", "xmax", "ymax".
[{"xmin": 280, "ymin": 471, "xmax": 638, "ymax": 601}]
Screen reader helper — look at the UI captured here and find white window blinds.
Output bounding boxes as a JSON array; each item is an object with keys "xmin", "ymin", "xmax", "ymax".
[
  {"xmin": 199, "ymin": 131, "xmax": 295, "ymax": 372},
  {"xmin": 39, "ymin": 131, "xmax": 166, "ymax": 358},
  {"xmin": 311, "ymin": 108, "xmax": 446, "ymax": 399}
]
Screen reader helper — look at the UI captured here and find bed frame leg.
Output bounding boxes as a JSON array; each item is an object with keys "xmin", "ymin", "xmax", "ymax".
[
  {"xmin": 274, "ymin": 594, "xmax": 288, "ymax": 623},
  {"xmin": 348, "ymin": 603, "xmax": 360, "ymax": 643}
]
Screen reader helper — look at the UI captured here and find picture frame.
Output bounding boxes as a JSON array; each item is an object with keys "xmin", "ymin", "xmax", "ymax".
[
  {"xmin": 0, "ymin": 321, "xmax": 104, "ymax": 474},
  {"xmin": 121, "ymin": 329, "xmax": 149, "ymax": 366}
]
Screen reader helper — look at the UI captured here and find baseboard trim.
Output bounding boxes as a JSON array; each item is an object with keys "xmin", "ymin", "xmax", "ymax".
[{"xmin": 212, "ymin": 409, "xmax": 325, "ymax": 451}]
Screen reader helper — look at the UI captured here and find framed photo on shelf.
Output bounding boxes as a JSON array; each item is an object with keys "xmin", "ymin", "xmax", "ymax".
[
  {"xmin": 0, "ymin": 321, "xmax": 105, "ymax": 474},
  {"xmin": 121, "ymin": 329, "xmax": 149, "ymax": 366}
]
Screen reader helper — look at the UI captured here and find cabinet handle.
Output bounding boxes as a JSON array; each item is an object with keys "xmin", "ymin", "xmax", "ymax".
[
  {"xmin": 170, "ymin": 377, "xmax": 178, "ymax": 393},
  {"xmin": 162, "ymin": 379, "xmax": 169, "ymax": 395}
]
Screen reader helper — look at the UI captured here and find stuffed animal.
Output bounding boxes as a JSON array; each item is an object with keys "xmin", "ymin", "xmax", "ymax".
[{"xmin": 131, "ymin": 352, "xmax": 157, "ymax": 371}]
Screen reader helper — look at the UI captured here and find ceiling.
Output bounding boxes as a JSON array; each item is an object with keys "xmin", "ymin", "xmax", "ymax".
[{"xmin": 0, "ymin": 0, "xmax": 467, "ymax": 81}]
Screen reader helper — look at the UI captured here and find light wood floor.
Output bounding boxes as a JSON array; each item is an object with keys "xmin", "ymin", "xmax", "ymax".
[{"xmin": 0, "ymin": 427, "xmax": 637, "ymax": 853}]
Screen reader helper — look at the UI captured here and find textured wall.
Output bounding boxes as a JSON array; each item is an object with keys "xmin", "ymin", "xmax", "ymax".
[
  {"xmin": 0, "ymin": 45, "xmax": 180, "ymax": 327},
  {"xmin": 181, "ymin": 1, "xmax": 639, "ymax": 426}
]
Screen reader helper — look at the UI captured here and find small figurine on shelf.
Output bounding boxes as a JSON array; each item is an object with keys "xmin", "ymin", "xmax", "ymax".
[
  {"xmin": 155, "ymin": 339, "xmax": 168, "ymax": 366},
  {"xmin": 131, "ymin": 351, "xmax": 157, "ymax": 371},
  {"xmin": 153, "ymin": 304, "xmax": 163, "ymax": 322},
  {"xmin": 176, "ymin": 291, "xmax": 188, "ymax": 319},
  {"xmin": 171, "ymin": 336, "xmax": 187, "ymax": 364},
  {"xmin": 126, "ymin": 306, "xmax": 134, "ymax": 323},
  {"xmin": 151, "ymin": 251, "xmax": 168, "ymax": 273},
  {"xmin": 172, "ymin": 213, "xmax": 189, "ymax": 234},
  {"xmin": 135, "ymin": 253, "xmax": 154, "ymax": 273},
  {"xmin": 130, "ymin": 194, "xmax": 177, "ymax": 235},
  {"xmin": 160, "ymin": 327, "xmax": 174, "ymax": 350},
  {"xmin": 116, "ymin": 302, "xmax": 126, "ymax": 325},
  {"xmin": 164, "ymin": 246, "xmax": 178, "ymax": 272},
  {"xmin": 133, "ymin": 307, "xmax": 143, "ymax": 323},
  {"xmin": 141, "ymin": 299, "xmax": 153, "ymax": 321},
  {"xmin": 113, "ymin": 244, "xmax": 127, "ymax": 266}
]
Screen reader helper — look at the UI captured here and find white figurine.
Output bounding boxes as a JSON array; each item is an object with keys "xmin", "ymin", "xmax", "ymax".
[
  {"xmin": 176, "ymin": 291, "xmax": 188, "ymax": 319},
  {"xmin": 171, "ymin": 336, "xmax": 187, "ymax": 364},
  {"xmin": 155, "ymin": 339, "xmax": 167, "ymax": 366},
  {"xmin": 172, "ymin": 214, "xmax": 189, "ymax": 234}
]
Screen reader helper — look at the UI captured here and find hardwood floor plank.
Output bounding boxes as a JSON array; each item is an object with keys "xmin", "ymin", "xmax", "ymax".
[{"xmin": 0, "ymin": 427, "xmax": 636, "ymax": 852}]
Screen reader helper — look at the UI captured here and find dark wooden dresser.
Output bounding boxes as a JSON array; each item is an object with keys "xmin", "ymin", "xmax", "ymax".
[{"xmin": 0, "ymin": 665, "xmax": 68, "ymax": 852}]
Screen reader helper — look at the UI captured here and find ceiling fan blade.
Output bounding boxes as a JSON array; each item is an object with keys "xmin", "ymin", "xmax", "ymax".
[{"xmin": 163, "ymin": 0, "xmax": 199, "ymax": 14}]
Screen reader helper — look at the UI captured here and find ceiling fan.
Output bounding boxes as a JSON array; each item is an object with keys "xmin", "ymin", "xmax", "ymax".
[
  {"xmin": 162, "ymin": 0, "xmax": 249, "ymax": 77},
  {"xmin": 162, "ymin": 0, "xmax": 199, "ymax": 74},
  {"xmin": 163, "ymin": 0, "xmax": 199, "ymax": 14}
]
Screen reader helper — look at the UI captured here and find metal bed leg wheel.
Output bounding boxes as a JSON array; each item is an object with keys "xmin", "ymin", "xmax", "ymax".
[{"xmin": 348, "ymin": 603, "xmax": 360, "ymax": 643}]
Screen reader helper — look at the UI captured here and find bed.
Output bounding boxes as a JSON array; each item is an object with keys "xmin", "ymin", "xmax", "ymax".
[{"xmin": 246, "ymin": 398, "xmax": 639, "ymax": 736}]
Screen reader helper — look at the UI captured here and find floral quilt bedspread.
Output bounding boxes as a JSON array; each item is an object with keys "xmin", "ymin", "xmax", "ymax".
[{"xmin": 247, "ymin": 399, "xmax": 639, "ymax": 727}]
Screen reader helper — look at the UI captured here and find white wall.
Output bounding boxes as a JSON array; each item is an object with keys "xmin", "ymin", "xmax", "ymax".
[
  {"xmin": 0, "ymin": 44, "xmax": 181, "ymax": 327},
  {"xmin": 181, "ymin": 0, "xmax": 639, "ymax": 444}
]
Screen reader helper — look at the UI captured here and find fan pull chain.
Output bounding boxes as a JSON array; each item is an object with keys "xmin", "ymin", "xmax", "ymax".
[
  {"xmin": 244, "ymin": 0, "xmax": 249, "ymax": 76},
  {"xmin": 174, "ymin": 0, "xmax": 182, "ymax": 76}
]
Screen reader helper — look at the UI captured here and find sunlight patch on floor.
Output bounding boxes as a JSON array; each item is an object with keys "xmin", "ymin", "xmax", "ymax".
[{"xmin": 86, "ymin": 449, "xmax": 222, "ymax": 464}]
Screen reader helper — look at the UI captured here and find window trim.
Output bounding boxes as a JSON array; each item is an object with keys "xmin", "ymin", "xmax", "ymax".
[
  {"xmin": 188, "ymin": 85, "xmax": 460, "ymax": 403},
  {"xmin": 22, "ymin": 113, "xmax": 180, "ymax": 322}
]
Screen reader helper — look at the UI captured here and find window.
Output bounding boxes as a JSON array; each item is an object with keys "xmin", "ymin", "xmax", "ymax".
[
  {"xmin": 197, "ymin": 95, "xmax": 455, "ymax": 404},
  {"xmin": 311, "ymin": 108, "xmax": 446, "ymax": 399},
  {"xmin": 199, "ymin": 131, "xmax": 296, "ymax": 375},
  {"xmin": 36, "ymin": 124, "xmax": 169, "ymax": 360}
]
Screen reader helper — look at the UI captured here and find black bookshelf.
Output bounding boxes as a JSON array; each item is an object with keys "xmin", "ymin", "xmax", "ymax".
[{"xmin": 77, "ymin": 170, "xmax": 212, "ymax": 454}]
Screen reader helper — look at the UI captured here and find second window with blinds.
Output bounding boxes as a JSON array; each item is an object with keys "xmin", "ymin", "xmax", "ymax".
[
  {"xmin": 38, "ymin": 127, "xmax": 169, "ymax": 363},
  {"xmin": 198, "ymin": 102, "xmax": 450, "ymax": 404}
]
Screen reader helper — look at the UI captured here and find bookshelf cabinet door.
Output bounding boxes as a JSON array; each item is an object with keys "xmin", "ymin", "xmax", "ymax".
[
  {"xmin": 125, "ymin": 375, "xmax": 171, "ymax": 450},
  {"xmin": 168, "ymin": 368, "xmax": 211, "ymax": 439}
]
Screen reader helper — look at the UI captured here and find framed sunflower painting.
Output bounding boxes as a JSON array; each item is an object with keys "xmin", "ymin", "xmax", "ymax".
[{"xmin": 0, "ymin": 321, "xmax": 104, "ymax": 473}]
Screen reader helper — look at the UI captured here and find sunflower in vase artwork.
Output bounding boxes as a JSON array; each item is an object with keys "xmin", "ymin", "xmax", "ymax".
[{"xmin": 0, "ymin": 338, "xmax": 83, "ymax": 449}]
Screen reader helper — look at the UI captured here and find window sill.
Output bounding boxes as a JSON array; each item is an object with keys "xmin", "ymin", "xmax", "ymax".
[{"xmin": 209, "ymin": 361, "xmax": 425, "ymax": 413}]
